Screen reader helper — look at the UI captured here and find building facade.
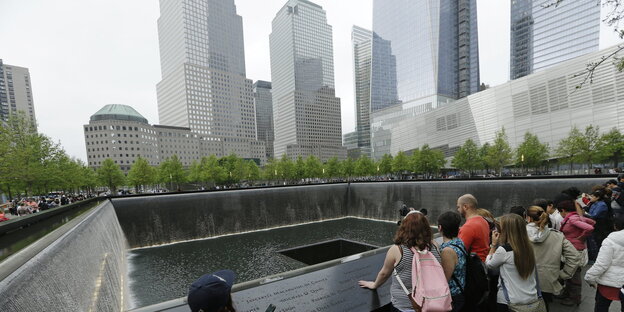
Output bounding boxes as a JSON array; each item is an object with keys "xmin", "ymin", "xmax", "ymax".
[
  {"xmin": 511, "ymin": 0, "xmax": 600, "ymax": 80},
  {"xmin": 0, "ymin": 60, "xmax": 36, "ymax": 126},
  {"xmin": 371, "ymin": 0, "xmax": 480, "ymax": 110},
  {"xmin": 269, "ymin": 0, "xmax": 346, "ymax": 161},
  {"xmin": 253, "ymin": 80, "xmax": 274, "ymax": 159},
  {"xmin": 155, "ymin": 0, "xmax": 265, "ymax": 162},
  {"xmin": 352, "ymin": 26, "xmax": 373, "ymax": 157},
  {"xmin": 84, "ymin": 104, "xmax": 263, "ymax": 173},
  {"xmin": 371, "ymin": 46, "xmax": 624, "ymax": 163}
]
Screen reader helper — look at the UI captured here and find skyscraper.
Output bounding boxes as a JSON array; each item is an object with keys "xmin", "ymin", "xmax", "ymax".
[
  {"xmin": 371, "ymin": 0, "xmax": 480, "ymax": 108},
  {"xmin": 510, "ymin": 0, "xmax": 600, "ymax": 80},
  {"xmin": 0, "ymin": 60, "xmax": 36, "ymax": 126},
  {"xmin": 156, "ymin": 0, "xmax": 264, "ymax": 161},
  {"xmin": 352, "ymin": 26, "xmax": 372, "ymax": 156},
  {"xmin": 269, "ymin": 0, "xmax": 346, "ymax": 161},
  {"xmin": 253, "ymin": 80, "xmax": 274, "ymax": 159}
]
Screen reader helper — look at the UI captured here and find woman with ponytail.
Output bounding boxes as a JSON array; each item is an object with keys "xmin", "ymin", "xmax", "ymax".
[{"xmin": 526, "ymin": 206, "xmax": 580, "ymax": 311}]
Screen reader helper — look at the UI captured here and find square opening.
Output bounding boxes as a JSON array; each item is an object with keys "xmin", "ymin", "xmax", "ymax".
[{"xmin": 278, "ymin": 239, "xmax": 380, "ymax": 265}]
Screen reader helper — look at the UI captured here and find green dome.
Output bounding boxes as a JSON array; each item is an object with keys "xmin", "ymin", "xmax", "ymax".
[{"xmin": 90, "ymin": 104, "xmax": 148, "ymax": 124}]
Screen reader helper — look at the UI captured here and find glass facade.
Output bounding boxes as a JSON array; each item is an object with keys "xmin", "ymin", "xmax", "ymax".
[
  {"xmin": 510, "ymin": 0, "xmax": 600, "ymax": 79},
  {"xmin": 269, "ymin": 0, "xmax": 345, "ymax": 161},
  {"xmin": 253, "ymin": 80, "xmax": 274, "ymax": 159},
  {"xmin": 352, "ymin": 26, "xmax": 372, "ymax": 154},
  {"xmin": 371, "ymin": 0, "xmax": 480, "ymax": 107}
]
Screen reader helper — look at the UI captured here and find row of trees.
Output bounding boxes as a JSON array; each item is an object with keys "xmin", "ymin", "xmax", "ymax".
[
  {"xmin": 451, "ymin": 125, "xmax": 624, "ymax": 176},
  {"xmin": 0, "ymin": 115, "xmax": 98, "ymax": 198}
]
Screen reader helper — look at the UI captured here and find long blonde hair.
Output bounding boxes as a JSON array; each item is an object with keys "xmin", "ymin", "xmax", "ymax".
[
  {"xmin": 499, "ymin": 214, "xmax": 536, "ymax": 280},
  {"xmin": 526, "ymin": 206, "xmax": 549, "ymax": 231}
]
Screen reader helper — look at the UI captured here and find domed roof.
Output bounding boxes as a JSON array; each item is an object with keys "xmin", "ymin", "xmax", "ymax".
[{"xmin": 90, "ymin": 104, "xmax": 148, "ymax": 124}]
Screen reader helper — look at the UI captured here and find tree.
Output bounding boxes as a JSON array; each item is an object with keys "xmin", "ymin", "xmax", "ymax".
[
  {"xmin": 479, "ymin": 142, "xmax": 492, "ymax": 174},
  {"xmin": 392, "ymin": 151, "xmax": 410, "ymax": 178},
  {"xmin": 294, "ymin": 156, "xmax": 306, "ymax": 180},
  {"xmin": 158, "ymin": 155, "xmax": 186, "ymax": 190},
  {"xmin": 127, "ymin": 156, "xmax": 155, "ymax": 192},
  {"xmin": 414, "ymin": 145, "xmax": 446, "ymax": 177},
  {"xmin": 451, "ymin": 139, "xmax": 482, "ymax": 177},
  {"xmin": 97, "ymin": 158, "xmax": 126, "ymax": 193},
  {"xmin": 341, "ymin": 157, "xmax": 355, "ymax": 179},
  {"xmin": 575, "ymin": 125, "xmax": 603, "ymax": 170},
  {"xmin": 304, "ymin": 155, "xmax": 323, "ymax": 179},
  {"xmin": 80, "ymin": 165, "xmax": 99, "ymax": 196},
  {"xmin": 277, "ymin": 154, "xmax": 295, "ymax": 182},
  {"xmin": 354, "ymin": 155, "xmax": 375, "ymax": 177},
  {"xmin": 515, "ymin": 132, "xmax": 550, "ymax": 173},
  {"xmin": 484, "ymin": 128, "xmax": 513, "ymax": 176},
  {"xmin": 599, "ymin": 127, "xmax": 624, "ymax": 168},
  {"xmin": 262, "ymin": 158, "xmax": 279, "ymax": 181},
  {"xmin": 556, "ymin": 126, "xmax": 583, "ymax": 171},
  {"xmin": 324, "ymin": 157, "xmax": 341, "ymax": 178},
  {"xmin": 244, "ymin": 160, "xmax": 261, "ymax": 181},
  {"xmin": 203, "ymin": 155, "xmax": 227, "ymax": 186},
  {"xmin": 377, "ymin": 154, "xmax": 393, "ymax": 175}
]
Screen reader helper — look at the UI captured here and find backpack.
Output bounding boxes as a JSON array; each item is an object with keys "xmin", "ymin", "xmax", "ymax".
[
  {"xmin": 394, "ymin": 247, "xmax": 452, "ymax": 312},
  {"xmin": 450, "ymin": 243, "xmax": 489, "ymax": 306}
]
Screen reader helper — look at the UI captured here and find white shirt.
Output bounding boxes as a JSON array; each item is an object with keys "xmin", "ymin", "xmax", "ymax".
[{"xmin": 549, "ymin": 210, "xmax": 563, "ymax": 231}]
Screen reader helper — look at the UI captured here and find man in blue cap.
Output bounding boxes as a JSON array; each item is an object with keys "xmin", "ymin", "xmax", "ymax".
[{"xmin": 187, "ymin": 270, "xmax": 236, "ymax": 312}]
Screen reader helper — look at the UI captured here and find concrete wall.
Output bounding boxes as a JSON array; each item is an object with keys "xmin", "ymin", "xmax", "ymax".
[
  {"xmin": 0, "ymin": 201, "xmax": 128, "ymax": 311},
  {"xmin": 113, "ymin": 178, "xmax": 605, "ymax": 248}
]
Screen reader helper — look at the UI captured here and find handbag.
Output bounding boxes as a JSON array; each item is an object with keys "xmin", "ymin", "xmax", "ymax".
[{"xmin": 500, "ymin": 267, "xmax": 547, "ymax": 312}]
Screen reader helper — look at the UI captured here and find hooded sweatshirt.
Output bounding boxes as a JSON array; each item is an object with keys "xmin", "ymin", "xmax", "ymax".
[
  {"xmin": 585, "ymin": 230, "xmax": 624, "ymax": 288},
  {"xmin": 527, "ymin": 223, "xmax": 580, "ymax": 294}
]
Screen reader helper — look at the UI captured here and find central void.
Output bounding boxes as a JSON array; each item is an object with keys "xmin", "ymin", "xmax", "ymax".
[{"xmin": 127, "ymin": 218, "xmax": 396, "ymax": 309}]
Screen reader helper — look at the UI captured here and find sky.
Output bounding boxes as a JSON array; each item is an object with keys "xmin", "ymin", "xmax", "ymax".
[{"xmin": 0, "ymin": 0, "xmax": 622, "ymax": 162}]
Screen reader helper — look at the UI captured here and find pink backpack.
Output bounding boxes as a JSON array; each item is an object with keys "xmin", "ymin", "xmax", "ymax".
[{"xmin": 394, "ymin": 247, "xmax": 452, "ymax": 312}]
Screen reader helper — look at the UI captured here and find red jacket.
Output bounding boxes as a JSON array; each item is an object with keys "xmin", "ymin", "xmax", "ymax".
[{"xmin": 560, "ymin": 212, "xmax": 595, "ymax": 250}]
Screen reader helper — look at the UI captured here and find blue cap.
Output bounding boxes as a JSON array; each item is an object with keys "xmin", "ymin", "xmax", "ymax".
[{"xmin": 187, "ymin": 270, "xmax": 236, "ymax": 312}]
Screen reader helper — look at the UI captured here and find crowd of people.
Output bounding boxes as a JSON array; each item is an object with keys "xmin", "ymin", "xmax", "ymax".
[
  {"xmin": 2, "ymin": 194, "xmax": 88, "ymax": 219},
  {"xmin": 181, "ymin": 175, "xmax": 624, "ymax": 312}
]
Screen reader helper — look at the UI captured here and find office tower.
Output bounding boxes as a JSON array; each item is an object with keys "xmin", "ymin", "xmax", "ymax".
[
  {"xmin": 371, "ymin": 0, "xmax": 480, "ymax": 107},
  {"xmin": 352, "ymin": 26, "xmax": 373, "ymax": 156},
  {"xmin": 156, "ymin": 0, "xmax": 264, "ymax": 160},
  {"xmin": 511, "ymin": 0, "xmax": 600, "ymax": 80},
  {"xmin": 269, "ymin": 0, "xmax": 346, "ymax": 161},
  {"xmin": 253, "ymin": 80, "xmax": 274, "ymax": 159},
  {"xmin": 0, "ymin": 60, "xmax": 36, "ymax": 126}
]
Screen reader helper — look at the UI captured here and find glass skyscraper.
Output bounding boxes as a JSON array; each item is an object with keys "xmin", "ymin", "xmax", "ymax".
[
  {"xmin": 156, "ymin": 0, "xmax": 265, "ymax": 161},
  {"xmin": 511, "ymin": 0, "xmax": 600, "ymax": 79},
  {"xmin": 371, "ymin": 0, "xmax": 480, "ymax": 110},
  {"xmin": 352, "ymin": 26, "xmax": 373, "ymax": 155},
  {"xmin": 269, "ymin": 0, "xmax": 345, "ymax": 161},
  {"xmin": 253, "ymin": 80, "xmax": 274, "ymax": 159}
]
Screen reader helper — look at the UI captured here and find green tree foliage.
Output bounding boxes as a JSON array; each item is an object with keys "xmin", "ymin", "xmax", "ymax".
[
  {"xmin": 158, "ymin": 155, "xmax": 186, "ymax": 190},
  {"xmin": 294, "ymin": 156, "xmax": 306, "ymax": 180},
  {"xmin": 575, "ymin": 125, "xmax": 603, "ymax": 169},
  {"xmin": 304, "ymin": 155, "xmax": 323, "ymax": 179},
  {"xmin": 377, "ymin": 154, "xmax": 393, "ymax": 175},
  {"xmin": 484, "ymin": 128, "xmax": 513, "ymax": 176},
  {"xmin": 324, "ymin": 157, "xmax": 341, "ymax": 178},
  {"xmin": 556, "ymin": 126, "xmax": 582, "ymax": 171},
  {"xmin": 97, "ymin": 158, "xmax": 126, "ymax": 193},
  {"xmin": 392, "ymin": 151, "xmax": 410, "ymax": 177},
  {"xmin": 451, "ymin": 139, "xmax": 482, "ymax": 177},
  {"xmin": 414, "ymin": 145, "xmax": 446, "ymax": 176},
  {"xmin": 341, "ymin": 157, "xmax": 355, "ymax": 178},
  {"xmin": 244, "ymin": 160, "xmax": 261, "ymax": 181},
  {"xmin": 515, "ymin": 132, "xmax": 550, "ymax": 172},
  {"xmin": 599, "ymin": 127, "xmax": 624, "ymax": 168},
  {"xmin": 127, "ymin": 156, "xmax": 155, "ymax": 192},
  {"xmin": 262, "ymin": 158, "xmax": 279, "ymax": 181},
  {"xmin": 277, "ymin": 154, "xmax": 296, "ymax": 182},
  {"xmin": 354, "ymin": 155, "xmax": 376, "ymax": 177}
]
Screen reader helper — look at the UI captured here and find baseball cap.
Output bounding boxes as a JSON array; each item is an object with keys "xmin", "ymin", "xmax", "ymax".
[{"xmin": 187, "ymin": 270, "xmax": 236, "ymax": 312}]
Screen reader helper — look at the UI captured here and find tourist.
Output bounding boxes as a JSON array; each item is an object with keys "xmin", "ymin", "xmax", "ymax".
[
  {"xmin": 474, "ymin": 207, "xmax": 501, "ymax": 312},
  {"xmin": 606, "ymin": 179, "xmax": 624, "ymax": 217},
  {"xmin": 509, "ymin": 206, "xmax": 526, "ymax": 219},
  {"xmin": 588, "ymin": 187, "xmax": 614, "ymax": 250},
  {"xmin": 358, "ymin": 212, "xmax": 441, "ymax": 311},
  {"xmin": 486, "ymin": 214, "xmax": 546, "ymax": 312},
  {"xmin": 555, "ymin": 194, "xmax": 595, "ymax": 306},
  {"xmin": 525, "ymin": 205, "xmax": 579, "ymax": 311},
  {"xmin": 187, "ymin": 270, "xmax": 236, "ymax": 312},
  {"xmin": 457, "ymin": 194, "xmax": 489, "ymax": 262},
  {"xmin": 438, "ymin": 211, "xmax": 467, "ymax": 312},
  {"xmin": 584, "ymin": 215, "xmax": 624, "ymax": 312},
  {"xmin": 533, "ymin": 198, "xmax": 562, "ymax": 230}
]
